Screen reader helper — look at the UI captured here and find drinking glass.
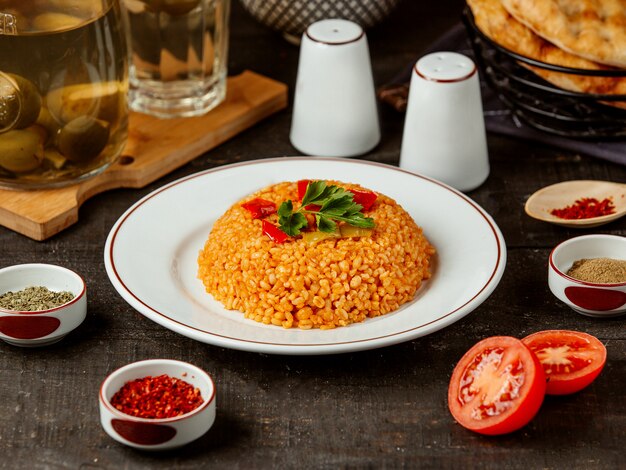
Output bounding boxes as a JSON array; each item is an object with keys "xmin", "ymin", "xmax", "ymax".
[
  {"xmin": 122, "ymin": 0, "xmax": 230, "ymax": 118},
  {"xmin": 0, "ymin": 0, "xmax": 129, "ymax": 189}
]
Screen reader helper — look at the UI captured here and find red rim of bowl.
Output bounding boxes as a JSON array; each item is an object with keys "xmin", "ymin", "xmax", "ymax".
[
  {"xmin": 549, "ymin": 235, "xmax": 626, "ymax": 288},
  {"xmin": 99, "ymin": 359, "xmax": 216, "ymax": 424},
  {"xmin": 0, "ymin": 264, "xmax": 87, "ymax": 315}
]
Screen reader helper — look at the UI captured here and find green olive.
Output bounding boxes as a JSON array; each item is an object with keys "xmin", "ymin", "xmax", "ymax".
[
  {"xmin": 31, "ymin": 12, "xmax": 83, "ymax": 33},
  {"xmin": 57, "ymin": 116, "xmax": 110, "ymax": 162},
  {"xmin": 35, "ymin": 107, "xmax": 59, "ymax": 137},
  {"xmin": 46, "ymin": 81, "xmax": 122, "ymax": 125},
  {"xmin": 0, "ymin": 74, "xmax": 42, "ymax": 131},
  {"xmin": 145, "ymin": 0, "xmax": 201, "ymax": 16},
  {"xmin": 0, "ymin": 77, "xmax": 19, "ymax": 131},
  {"xmin": 26, "ymin": 124, "xmax": 48, "ymax": 144},
  {"xmin": 48, "ymin": 0, "xmax": 104, "ymax": 19},
  {"xmin": 12, "ymin": 75, "xmax": 43, "ymax": 130},
  {"xmin": 0, "ymin": 126, "xmax": 45, "ymax": 173}
]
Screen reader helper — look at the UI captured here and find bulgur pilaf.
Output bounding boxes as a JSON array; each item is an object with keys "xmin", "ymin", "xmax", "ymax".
[{"xmin": 197, "ymin": 181, "xmax": 435, "ymax": 329}]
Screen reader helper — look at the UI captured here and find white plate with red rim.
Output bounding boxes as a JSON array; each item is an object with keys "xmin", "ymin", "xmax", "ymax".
[{"xmin": 104, "ymin": 157, "xmax": 506, "ymax": 355}]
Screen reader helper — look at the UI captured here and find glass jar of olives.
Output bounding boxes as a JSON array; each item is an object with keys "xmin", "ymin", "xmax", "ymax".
[{"xmin": 0, "ymin": 0, "xmax": 128, "ymax": 189}]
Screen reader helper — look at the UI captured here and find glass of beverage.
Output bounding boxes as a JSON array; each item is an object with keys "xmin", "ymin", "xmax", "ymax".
[
  {"xmin": 122, "ymin": 0, "xmax": 230, "ymax": 118},
  {"xmin": 0, "ymin": 0, "xmax": 129, "ymax": 189}
]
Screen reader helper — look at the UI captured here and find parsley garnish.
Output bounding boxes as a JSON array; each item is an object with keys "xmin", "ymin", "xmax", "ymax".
[{"xmin": 278, "ymin": 181, "xmax": 375, "ymax": 237}]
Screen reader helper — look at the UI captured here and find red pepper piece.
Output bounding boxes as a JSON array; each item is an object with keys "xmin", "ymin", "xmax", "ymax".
[
  {"xmin": 241, "ymin": 198, "xmax": 277, "ymax": 219},
  {"xmin": 349, "ymin": 189, "xmax": 378, "ymax": 211},
  {"xmin": 262, "ymin": 220, "xmax": 288, "ymax": 243},
  {"xmin": 297, "ymin": 180, "xmax": 310, "ymax": 201},
  {"xmin": 297, "ymin": 180, "xmax": 321, "ymax": 211}
]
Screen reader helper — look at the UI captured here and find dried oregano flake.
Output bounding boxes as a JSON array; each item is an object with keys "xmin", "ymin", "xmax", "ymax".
[{"xmin": 0, "ymin": 286, "xmax": 75, "ymax": 311}]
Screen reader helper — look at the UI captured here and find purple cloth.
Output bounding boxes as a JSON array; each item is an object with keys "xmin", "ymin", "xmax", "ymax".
[{"xmin": 382, "ymin": 23, "xmax": 626, "ymax": 166}]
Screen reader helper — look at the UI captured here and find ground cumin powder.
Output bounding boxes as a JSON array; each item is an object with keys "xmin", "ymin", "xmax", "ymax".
[{"xmin": 567, "ymin": 258, "xmax": 626, "ymax": 284}]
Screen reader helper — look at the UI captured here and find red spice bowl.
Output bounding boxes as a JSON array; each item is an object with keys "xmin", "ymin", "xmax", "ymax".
[
  {"xmin": 525, "ymin": 180, "xmax": 626, "ymax": 228},
  {"xmin": 0, "ymin": 263, "xmax": 87, "ymax": 347},
  {"xmin": 99, "ymin": 359, "xmax": 216, "ymax": 450},
  {"xmin": 549, "ymin": 235, "xmax": 626, "ymax": 318}
]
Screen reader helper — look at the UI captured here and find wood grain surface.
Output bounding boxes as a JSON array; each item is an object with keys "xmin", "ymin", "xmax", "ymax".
[
  {"xmin": 0, "ymin": 1, "xmax": 624, "ymax": 469},
  {"xmin": 0, "ymin": 71, "xmax": 287, "ymax": 241}
]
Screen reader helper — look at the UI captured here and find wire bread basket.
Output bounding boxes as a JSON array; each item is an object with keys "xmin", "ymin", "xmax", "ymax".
[{"xmin": 462, "ymin": 7, "xmax": 626, "ymax": 139}]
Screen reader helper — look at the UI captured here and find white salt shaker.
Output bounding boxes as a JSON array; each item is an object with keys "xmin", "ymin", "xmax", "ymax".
[
  {"xmin": 290, "ymin": 19, "xmax": 381, "ymax": 157},
  {"xmin": 399, "ymin": 52, "xmax": 489, "ymax": 191}
]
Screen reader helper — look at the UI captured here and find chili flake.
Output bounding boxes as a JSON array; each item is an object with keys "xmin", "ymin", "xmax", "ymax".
[
  {"xmin": 550, "ymin": 197, "xmax": 615, "ymax": 220},
  {"xmin": 110, "ymin": 374, "xmax": 204, "ymax": 419}
]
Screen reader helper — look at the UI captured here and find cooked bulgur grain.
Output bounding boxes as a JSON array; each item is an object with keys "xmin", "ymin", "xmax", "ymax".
[{"xmin": 197, "ymin": 181, "xmax": 435, "ymax": 329}]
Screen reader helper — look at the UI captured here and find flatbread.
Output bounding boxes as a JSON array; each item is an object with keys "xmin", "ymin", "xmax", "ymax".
[
  {"xmin": 467, "ymin": 0, "xmax": 626, "ymax": 109},
  {"xmin": 501, "ymin": 0, "xmax": 626, "ymax": 68}
]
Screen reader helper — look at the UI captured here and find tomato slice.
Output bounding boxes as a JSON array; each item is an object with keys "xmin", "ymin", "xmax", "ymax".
[
  {"xmin": 522, "ymin": 330, "xmax": 607, "ymax": 395},
  {"xmin": 448, "ymin": 336, "xmax": 546, "ymax": 435}
]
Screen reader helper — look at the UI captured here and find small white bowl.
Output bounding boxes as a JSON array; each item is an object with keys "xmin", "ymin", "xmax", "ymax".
[
  {"xmin": 0, "ymin": 263, "xmax": 87, "ymax": 347},
  {"xmin": 99, "ymin": 359, "xmax": 216, "ymax": 450},
  {"xmin": 549, "ymin": 235, "xmax": 626, "ymax": 317}
]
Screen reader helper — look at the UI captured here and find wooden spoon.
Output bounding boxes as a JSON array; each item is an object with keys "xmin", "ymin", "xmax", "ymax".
[{"xmin": 525, "ymin": 180, "xmax": 626, "ymax": 228}]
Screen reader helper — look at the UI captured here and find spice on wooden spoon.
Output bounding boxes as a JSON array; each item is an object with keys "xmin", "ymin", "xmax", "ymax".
[{"xmin": 525, "ymin": 180, "xmax": 626, "ymax": 228}]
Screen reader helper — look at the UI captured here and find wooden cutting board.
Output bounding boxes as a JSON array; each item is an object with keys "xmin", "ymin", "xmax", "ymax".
[{"xmin": 0, "ymin": 71, "xmax": 288, "ymax": 241}]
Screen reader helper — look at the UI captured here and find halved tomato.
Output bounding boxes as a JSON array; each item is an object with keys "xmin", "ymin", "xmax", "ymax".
[
  {"xmin": 522, "ymin": 330, "xmax": 607, "ymax": 396},
  {"xmin": 448, "ymin": 336, "xmax": 546, "ymax": 435}
]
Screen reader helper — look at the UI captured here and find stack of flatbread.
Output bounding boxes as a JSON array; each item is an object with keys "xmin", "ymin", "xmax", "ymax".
[{"xmin": 467, "ymin": 0, "xmax": 626, "ymax": 109}]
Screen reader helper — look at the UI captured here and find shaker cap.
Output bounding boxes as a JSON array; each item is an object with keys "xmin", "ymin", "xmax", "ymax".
[
  {"xmin": 306, "ymin": 19, "xmax": 364, "ymax": 45},
  {"xmin": 415, "ymin": 52, "xmax": 476, "ymax": 82}
]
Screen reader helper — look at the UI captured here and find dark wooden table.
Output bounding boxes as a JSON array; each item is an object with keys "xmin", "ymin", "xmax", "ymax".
[{"xmin": 1, "ymin": 1, "xmax": 624, "ymax": 468}]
